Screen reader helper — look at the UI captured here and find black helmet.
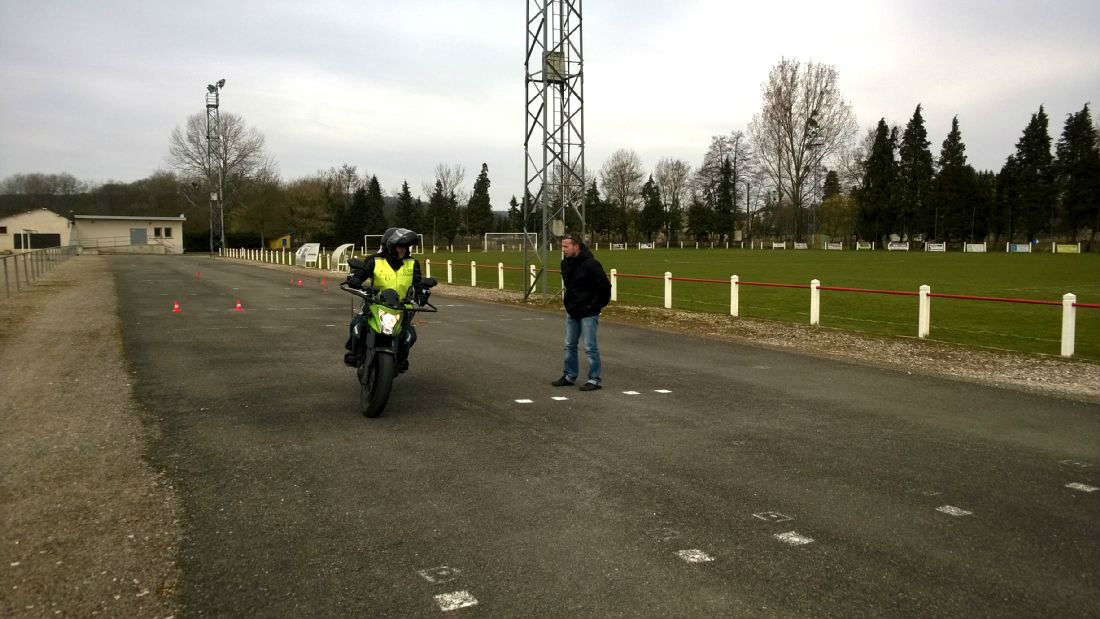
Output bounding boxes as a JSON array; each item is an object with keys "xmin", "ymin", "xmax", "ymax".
[{"xmin": 381, "ymin": 227, "xmax": 418, "ymax": 257}]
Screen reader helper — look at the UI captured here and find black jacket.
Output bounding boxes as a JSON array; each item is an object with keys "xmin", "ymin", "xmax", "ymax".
[{"xmin": 561, "ymin": 244, "xmax": 611, "ymax": 319}]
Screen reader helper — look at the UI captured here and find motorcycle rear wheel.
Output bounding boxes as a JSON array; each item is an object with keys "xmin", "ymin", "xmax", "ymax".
[{"xmin": 359, "ymin": 353, "xmax": 395, "ymax": 418}]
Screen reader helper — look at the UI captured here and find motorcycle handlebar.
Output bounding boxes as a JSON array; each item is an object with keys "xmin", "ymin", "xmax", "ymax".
[{"xmin": 339, "ymin": 282, "xmax": 438, "ymax": 312}]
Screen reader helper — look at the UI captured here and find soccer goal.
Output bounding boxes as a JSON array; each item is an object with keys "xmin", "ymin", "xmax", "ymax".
[
  {"xmin": 484, "ymin": 232, "xmax": 536, "ymax": 251},
  {"xmin": 364, "ymin": 234, "xmax": 425, "ymax": 254}
]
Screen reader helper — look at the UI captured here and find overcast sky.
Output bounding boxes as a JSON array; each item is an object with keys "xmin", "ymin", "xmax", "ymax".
[{"xmin": 1, "ymin": 0, "xmax": 1097, "ymax": 210}]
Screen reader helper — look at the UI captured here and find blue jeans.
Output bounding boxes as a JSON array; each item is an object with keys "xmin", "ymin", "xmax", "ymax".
[{"xmin": 563, "ymin": 314, "xmax": 601, "ymax": 384}]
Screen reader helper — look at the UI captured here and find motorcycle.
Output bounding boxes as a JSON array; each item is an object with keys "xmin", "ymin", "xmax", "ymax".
[{"xmin": 340, "ymin": 273, "xmax": 438, "ymax": 418}]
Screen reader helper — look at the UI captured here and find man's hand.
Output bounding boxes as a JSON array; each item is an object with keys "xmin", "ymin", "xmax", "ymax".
[{"xmin": 346, "ymin": 274, "xmax": 364, "ymax": 288}]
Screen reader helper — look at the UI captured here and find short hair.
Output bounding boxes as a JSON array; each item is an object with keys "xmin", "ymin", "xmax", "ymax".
[{"xmin": 561, "ymin": 233, "xmax": 583, "ymax": 244}]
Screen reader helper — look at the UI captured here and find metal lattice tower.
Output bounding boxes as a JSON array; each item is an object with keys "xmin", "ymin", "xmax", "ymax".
[
  {"xmin": 524, "ymin": 0, "xmax": 584, "ymax": 299},
  {"xmin": 206, "ymin": 79, "xmax": 225, "ymax": 255}
]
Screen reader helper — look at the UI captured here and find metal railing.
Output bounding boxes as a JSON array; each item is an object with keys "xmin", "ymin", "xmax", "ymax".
[{"xmin": 1, "ymin": 246, "xmax": 79, "ymax": 300}]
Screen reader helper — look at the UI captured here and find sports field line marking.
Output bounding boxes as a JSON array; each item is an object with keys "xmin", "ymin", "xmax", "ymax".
[
  {"xmin": 1065, "ymin": 482, "xmax": 1099, "ymax": 492},
  {"xmin": 936, "ymin": 505, "xmax": 973, "ymax": 517},
  {"xmin": 515, "ymin": 399, "xmax": 533, "ymax": 404},
  {"xmin": 774, "ymin": 531, "xmax": 814, "ymax": 545},
  {"xmin": 753, "ymin": 511, "xmax": 793, "ymax": 523},
  {"xmin": 675, "ymin": 549, "xmax": 714, "ymax": 563},
  {"xmin": 435, "ymin": 590, "xmax": 478, "ymax": 612},
  {"xmin": 417, "ymin": 565, "xmax": 460, "ymax": 584}
]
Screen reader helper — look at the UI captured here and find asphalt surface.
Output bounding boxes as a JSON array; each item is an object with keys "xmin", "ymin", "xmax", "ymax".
[{"xmin": 113, "ymin": 255, "xmax": 1100, "ymax": 618}]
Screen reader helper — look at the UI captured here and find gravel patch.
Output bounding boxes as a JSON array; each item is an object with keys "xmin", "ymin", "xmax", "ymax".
[
  {"xmin": 0, "ymin": 256, "xmax": 181, "ymax": 619},
  {"xmin": 432, "ymin": 282, "xmax": 1100, "ymax": 403}
]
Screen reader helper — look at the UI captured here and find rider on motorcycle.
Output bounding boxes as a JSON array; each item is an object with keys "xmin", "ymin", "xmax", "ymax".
[{"xmin": 343, "ymin": 227, "xmax": 423, "ymax": 369}]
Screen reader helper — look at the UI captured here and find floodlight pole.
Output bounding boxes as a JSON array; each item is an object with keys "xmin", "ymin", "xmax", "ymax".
[
  {"xmin": 524, "ymin": 0, "xmax": 585, "ymax": 300},
  {"xmin": 206, "ymin": 79, "xmax": 226, "ymax": 256}
]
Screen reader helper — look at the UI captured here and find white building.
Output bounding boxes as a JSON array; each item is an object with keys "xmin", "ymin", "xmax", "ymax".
[
  {"xmin": 72, "ymin": 214, "xmax": 186, "ymax": 254},
  {"xmin": 0, "ymin": 208, "xmax": 73, "ymax": 252}
]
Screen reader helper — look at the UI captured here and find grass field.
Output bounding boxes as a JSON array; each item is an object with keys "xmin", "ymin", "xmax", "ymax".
[{"xmin": 415, "ymin": 247, "xmax": 1100, "ymax": 360}]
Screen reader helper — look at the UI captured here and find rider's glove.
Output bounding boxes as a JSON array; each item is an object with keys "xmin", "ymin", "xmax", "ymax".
[{"xmin": 346, "ymin": 274, "xmax": 364, "ymax": 288}]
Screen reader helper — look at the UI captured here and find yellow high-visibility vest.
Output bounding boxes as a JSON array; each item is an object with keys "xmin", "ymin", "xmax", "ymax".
[{"xmin": 373, "ymin": 256, "xmax": 414, "ymax": 298}]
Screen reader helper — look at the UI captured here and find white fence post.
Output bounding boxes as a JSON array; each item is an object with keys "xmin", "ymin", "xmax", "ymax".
[
  {"xmin": 447, "ymin": 260, "xmax": 453, "ymax": 284},
  {"xmin": 730, "ymin": 275, "xmax": 739, "ymax": 317},
  {"xmin": 498, "ymin": 263, "xmax": 504, "ymax": 289},
  {"xmin": 810, "ymin": 279, "xmax": 820, "ymax": 326},
  {"xmin": 664, "ymin": 272, "xmax": 672, "ymax": 309},
  {"xmin": 425, "ymin": 259, "xmax": 432, "ymax": 279},
  {"xmin": 471, "ymin": 261, "xmax": 477, "ymax": 287},
  {"xmin": 610, "ymin": 268, "xmax": 618, "ymax": 302},
  {"xmin": 467, "ymin": 244, "xmax": 471, "ymax": 253},
  {"xmin": 1061, "ymin": 293, "xmax": 1077, "ymax": 357},
  {"xmin": 918, "ymin": 285, "xmax": 931, "ymax": 338},
  {"xmin": 529, "ymin": 264, "xmax": 536, "ymax": 288}
]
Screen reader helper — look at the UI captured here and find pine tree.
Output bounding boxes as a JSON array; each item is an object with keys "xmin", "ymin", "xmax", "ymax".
[
  {"xmin": 442, "ymin": 192, "xmax": 460, "ymax": 244},
  {"xmin": 857, "ymin": 119, "xmax": 898, "ymax": 242},
  {"xmin": 713, "ymin": 157, "xmax": 735, "ymax": 242},
  {"xmin": 1055, "ymin": 103, "xmax": 1100, "ymax": 244},
  {"xmin": 639, "ymin": 175, "xmax": 664, "ymax": 241},
  {"xmin": 427, "ymin": 180, "xmax": 446, "ymax": 246},
  {"xmin": 364, "ymin": 175, "xmax": 388, "ymax": 235},
  {"xmin": 466, "ymin": 163, "xmax": 493, "ymax": 237},
  {"xmin": 583, "ymin": 182, "xmax": 610, "ymax": 242},
  {"xmin": 1012, "ymin": 106, "xmax": 1055, "ymax": 240},
  {"xmin": 394, "ymin": 180, "xmax": 419, "ymax": 231},
  {"xmin": 507, "ymin": 195, "xmax": 522, "ymax": 231},
  {"xmin": 686, "ymin": 193, "xmax": 712, "ymax": 242},
  {"xmin": 933, "ymin": 116, "xmax": 979, "ymax": 241},
  {"xmin": 898, "ymin": 104, "xmax": 935, "ymax": 239},
  {"xmin": 822, "ymin": 170, "xmax": 841, "ymax": 201},
  {"xmin": 349, "ymin": 187, "xmax": 369, "ymax": 240}
]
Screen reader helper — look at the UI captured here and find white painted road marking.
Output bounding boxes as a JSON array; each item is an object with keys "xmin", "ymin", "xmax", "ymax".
[
  {"xmin": 1065, "ymin": 482, "xmax": 1099, "ymax": 492},
  {"xmin": 675, "ymin": 549, "xmax": 714, "ymax": 563},
  {"xmin": 654, "ymin": 389, "xmax": 672, "ymax": 393},
  {"xmin": 515, "ymin": 399, "xmax": 533, "ymax": 404},
  {"xmin": 1060, "ymin": 460, "xmax": 1094, "ymax": 468},
  {"xmin": 753, "ymin": 511, "xmax": 793, "ymax": 523},
  {"xmin": 623, "ymin": 390, "xmax": 640, "ymax": 395},
  {"xmin": 936, "ymin": 505, "xmax": 973, "ymax": 517},
  {"xmin": 774, "ymin": 531, "xmax": 814, "ymax": 546},
  {"xmin": 435, "ymin": 591, "xmax": 478, "ymax": 611},
  {"xmin": 417, "ymin": 566, "xmax": 460, "ymax": 584},
  {"xmin": 551, "ymin": 396, "xmax": 569, "ymax": 401}
]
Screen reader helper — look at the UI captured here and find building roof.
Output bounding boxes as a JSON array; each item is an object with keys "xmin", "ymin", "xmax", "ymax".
[{"xmin": 74, "ymin": 214, "xmax": 186, "ymax": 221}]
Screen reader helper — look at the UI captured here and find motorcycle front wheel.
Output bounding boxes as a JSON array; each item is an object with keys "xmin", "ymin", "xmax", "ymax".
[{"xmin": 359, "ymin": 353, "xmax": 395, "ymax": 418}]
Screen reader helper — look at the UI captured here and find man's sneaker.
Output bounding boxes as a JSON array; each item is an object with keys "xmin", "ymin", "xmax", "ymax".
[
  {"xmin": 552, "ymin": 375, "xmax": 576, "ymax": 387},
  {"xmin": 343, "ymin": 352, "xmax": 357, "ymax": 367},
  {"xmin": 579, "ymin": 381, "xmax": 602, "ymax": 391}
]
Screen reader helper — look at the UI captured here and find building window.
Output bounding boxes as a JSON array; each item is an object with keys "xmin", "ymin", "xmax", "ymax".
[
  {"xmin": 0, "ymin": 226, "xmax": 6, "ymax": 234},
  {"xmin": 164, "ymin": 227, "xmax": 172, "ymax": 238},
  {"xmin": 154, "ymin": 227, "xmax": 163, "ymax": 238}
]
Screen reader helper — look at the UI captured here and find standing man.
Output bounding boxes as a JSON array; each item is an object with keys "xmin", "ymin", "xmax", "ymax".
[{"xmin": 552, "ymin": 233, "xmax": 611, "ymax": 391}]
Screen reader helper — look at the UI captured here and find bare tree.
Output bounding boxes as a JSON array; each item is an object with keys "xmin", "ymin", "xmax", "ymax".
[
  {"xmin": 654, "ymin": 157, "xmax": 692, "ymax": 241},
  {"xmin": 0, "ymin": 172, "xmax": 87, "ymax": 195},
  {"xmin": 599, "ymin": 149, "xmax": 644, "ymax": 240},
  {"xmin": 166, "ymin": 111, "xmax": 273, "ymax": 216},
  {"xmin": 748, "ymin": 58, "xmax": 857, "ymax": 241},
  {"xmin": 423, "ymin": 163, "xmax": 466, "ymax": 206}
]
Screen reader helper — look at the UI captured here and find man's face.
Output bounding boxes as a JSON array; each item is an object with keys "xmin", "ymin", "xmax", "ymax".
[
  {"xmin": 394, "ymin": 245, "xmax": 408, "ymax": 259},
  {"xmin": 561, "ymin": 238, "xmax": 580, "ymax": 257}
]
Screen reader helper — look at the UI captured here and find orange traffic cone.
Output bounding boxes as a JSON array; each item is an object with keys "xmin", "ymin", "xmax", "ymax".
[
  {"xmin": 297, "ymin": 279, "xmax": 302, "ymax": 287},
  {"xmin": 321, "ymin": 276, "xmax": 326, "ymax": 285},
  {"xmin": 233, "ymin": 299, "xmax": 244, "ymax": 312},
  {"xmin": 171, "ymin": 301, "xmax": 181, "ymax": 313}
]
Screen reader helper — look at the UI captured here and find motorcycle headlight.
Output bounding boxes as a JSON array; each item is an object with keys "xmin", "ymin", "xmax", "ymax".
[{"xmin": 378, "ymin": 309, "xmax": 401, "ymax": 335}]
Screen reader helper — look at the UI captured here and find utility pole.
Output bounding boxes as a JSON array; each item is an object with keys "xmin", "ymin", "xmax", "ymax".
[
  {"xmin": 206, "ymin": 78, "xmax": 226, "ymax": 256},
  {"xmin": 524, "ymin": 0, "xmax": 585, "ymax": 300}
]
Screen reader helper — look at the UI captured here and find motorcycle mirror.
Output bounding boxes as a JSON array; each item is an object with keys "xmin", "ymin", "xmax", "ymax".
[{"xmin": 420, "ymin": 277, "xmax": 438, "ymax": 289}]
